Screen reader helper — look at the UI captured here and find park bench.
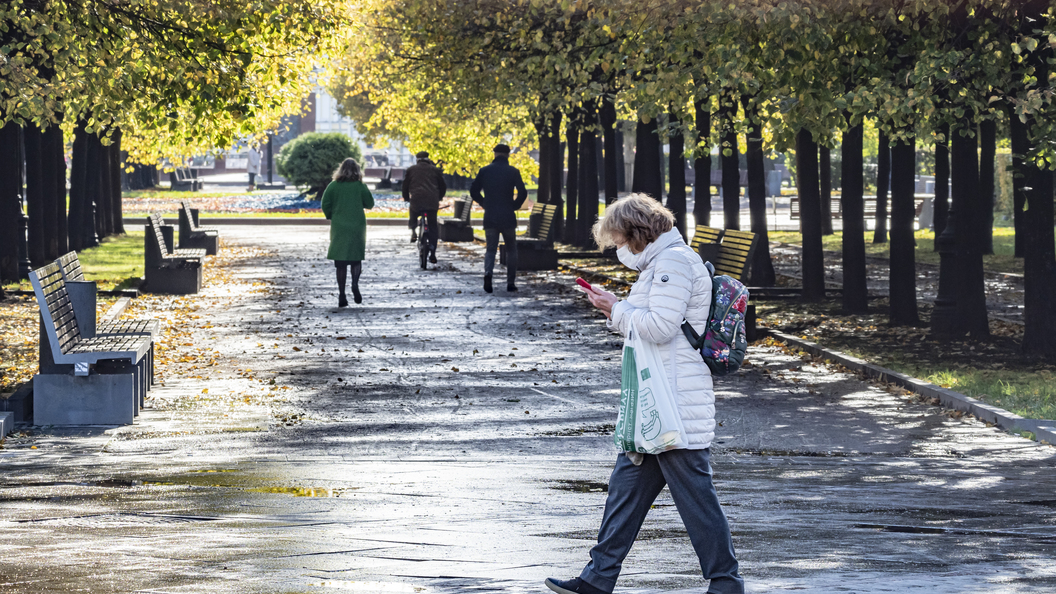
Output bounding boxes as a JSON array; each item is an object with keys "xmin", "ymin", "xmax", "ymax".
[
  {"xmin": 692, "ymin": 229, "xmax": 760, "ymax": 341},
  {"xmin": 144, "ymin": 213, "xmax": 205, "ymax": 294},
  {"xmin": 789, "ymin": 196, "xmax": 843, "ymax": 220},
  {"xmin": 362, "ymin": 167, "xmax": 388, "ymax": 189},
  {"xmin": 178, "ymin": 201, "xmax": 220, "ymax": 255},
  {"xmin": 500, "ymin": 203, "xmax": 559, "ymax": 270},
  {"xmin": 55, "ymin": 251, "xmax": 160, "ymax": 385},
  {"xmin": 439, "ymin": 197, "xmax": 474, "ymax": 242},
  {"xmin": 169, "ymin": 167, "xmax": 200, "ymax": 191},
  {"xmin": 689, "ymin": 225, "xmax": 724, "ymax": 267},
  {"xmin": 29, "ymin": 262, "xmax": 152, "ymax": 425},
  {"xmin": 388, "ymin": 167, "xmax": 406, "ymax": 191}
]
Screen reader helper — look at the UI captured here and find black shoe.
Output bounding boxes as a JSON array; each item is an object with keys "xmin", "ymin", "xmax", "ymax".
[
  {"xmin": 429, "ymin": 252, "xmax": 437, "ymax": 264},
  {"xmin": 338, "ymin": 295, "xmax": 348, "ymax": 308},
  {"xmin": 352, "ymin": 287, "xmax": 362, "ymax": 304},
  {"xmin": 484, "ymin": 275, "xmax": 493, "ymax": 293},
  {"xmin": 410, "ymin": 231, "xmax": 417, "ymax": 243},
  {"xmin": 507, "ymin": 283, "xmax": 518, "ymax": 292},
  {"xmin": 544, "ymin": 577, "xmax": 606, "ymax": 594}
]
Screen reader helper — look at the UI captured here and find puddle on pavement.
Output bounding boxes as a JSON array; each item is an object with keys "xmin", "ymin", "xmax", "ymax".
[
  {"xmin": 549, "ymin": 480, "xmax": 608, "ymax": 493},
  {"xmin": 2, "ymin": 473, "xmax": 355, "ymax": 499}
]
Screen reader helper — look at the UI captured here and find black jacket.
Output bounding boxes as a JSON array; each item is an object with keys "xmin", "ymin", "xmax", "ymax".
[
  {"xmin": 402, "ymin": 160, "xmax": 446, "ymax": 211},
  {"xmin": 470, "ymin": 156, "xmax": 528, "ymax": 229}
]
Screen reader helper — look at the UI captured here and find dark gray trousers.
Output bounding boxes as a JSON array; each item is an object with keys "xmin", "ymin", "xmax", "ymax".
[
  {"xmin": 580, "ymin": 449, "xmax": 744, "ymax": 594},
  {"xmin": 483, "ymin": 226, "xmax": 517, "ymax": 285}
]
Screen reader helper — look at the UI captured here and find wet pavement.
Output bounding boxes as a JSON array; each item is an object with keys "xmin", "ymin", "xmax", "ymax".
[{"xmin": 1, "ymin": 226, "xmax": 1055, "ymax": 594}]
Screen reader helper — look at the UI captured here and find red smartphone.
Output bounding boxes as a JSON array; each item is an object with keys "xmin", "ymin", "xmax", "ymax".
[{"xmin": 576, "ymin": 277, "xmax": 594, "ymax": 292}]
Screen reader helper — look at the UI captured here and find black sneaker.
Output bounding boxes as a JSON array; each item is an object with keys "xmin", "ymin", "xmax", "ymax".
[
  {"xmin": 544, "ymin": 577, "xmax": 606, "ymax": 594},
  {"xmin": 484, "ymin": 275, "xmax": 493, "ymax": 293},
  {"xmin": 507, "ymin": 283, "xmax": 518, "ymax": 292},
  {"xmin": 410, "ymin": 231, "xmax": 417, "ymax": 243},
  {"xmin": 429, "ymin": 252, "xmax": 437, "ymax": 264}
]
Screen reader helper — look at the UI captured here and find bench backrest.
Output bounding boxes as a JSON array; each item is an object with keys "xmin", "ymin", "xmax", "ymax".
[
  {"xmin": 715, "ymin": 229, "xmax": 758, "ymax": 283},
  {"xmin": 57, "ymin": 251, "xmax": 85, "ymax": 282},
  {"xmin": 147, "ymin": 213, "xmax": 172, "ymax": 257},
  {"xmin": 529, "ymin": 204, "xmax": 558, "ymax": 243},
  {"xmin": 363, "ymin": 167, "xmax": 388, "ymax": 180},
  {"xmin": 389, "ymin": 167, "xmax": 406, "ymax": 182},
  {"xmin": 29, "ymin": 262, "xmax": 80, "ymax": 358},
  {"xmin": 179, "ymin": 201, "xmax": 199, "ymax": 232},
  {"xmin": 689, "ymin": 225, "xmax": 723, "ymax": 251},
  {"xmin": 460, "ymin": 198, "xmax": 473, "ymax": 223}
]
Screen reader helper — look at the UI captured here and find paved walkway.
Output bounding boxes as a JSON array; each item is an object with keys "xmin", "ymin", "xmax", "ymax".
[{"xmin": 1, "ymin": 227, "xmax": 1054, "ymax": 593}]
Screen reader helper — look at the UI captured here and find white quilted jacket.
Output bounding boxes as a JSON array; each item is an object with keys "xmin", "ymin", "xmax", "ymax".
[{"xmin": 609, "ymin": 228, "xmax": 715, "ymax": 449}]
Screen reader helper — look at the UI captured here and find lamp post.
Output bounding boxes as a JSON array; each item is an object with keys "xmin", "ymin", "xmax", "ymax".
[{"xmin": 17, "ymin": 192, "xmax": 31, "ymax": 279}]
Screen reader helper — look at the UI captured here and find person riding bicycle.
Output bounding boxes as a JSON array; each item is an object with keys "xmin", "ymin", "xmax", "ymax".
[{"xmin": 402, "ymin": 151, "xmax": 447, "ymax": 263}]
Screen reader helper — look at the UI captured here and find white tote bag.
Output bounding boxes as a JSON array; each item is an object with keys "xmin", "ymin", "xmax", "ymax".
[{"xmin": 614, "ymin": 324, "xmax": 688, "ymax": 454}]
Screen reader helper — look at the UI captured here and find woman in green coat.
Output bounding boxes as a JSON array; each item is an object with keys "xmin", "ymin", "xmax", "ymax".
[{"xmin": 322, "ymin": 158, "xmax": 375, "ymax": 306}]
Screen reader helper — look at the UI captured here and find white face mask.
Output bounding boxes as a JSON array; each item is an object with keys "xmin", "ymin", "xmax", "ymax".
[{"xmin": 616, "ymin": 245, "xmax": 641, "ymax": 270}]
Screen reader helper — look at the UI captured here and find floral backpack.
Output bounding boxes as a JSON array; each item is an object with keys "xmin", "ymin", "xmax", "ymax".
[{"xmin": 680, "ymin": 264, "xmax": 750, "ymax": 376}]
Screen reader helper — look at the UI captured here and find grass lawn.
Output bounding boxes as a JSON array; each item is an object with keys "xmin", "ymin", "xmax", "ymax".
[
  {"xmin": 757, "ymin": 300, "xmax": 1056, "ymax": 422},
  {"xmin": 1, "ymin": 231, "xmax": 145, "ymax": 293},
  {"xmin": 768, "ymin": 228, "xmax": 1025, "ymax": 274}
]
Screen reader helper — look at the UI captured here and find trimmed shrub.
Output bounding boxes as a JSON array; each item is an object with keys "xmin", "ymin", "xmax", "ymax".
[{"xmin": 275, "ymin": 132, "xmax": 362, "ymax": 196}]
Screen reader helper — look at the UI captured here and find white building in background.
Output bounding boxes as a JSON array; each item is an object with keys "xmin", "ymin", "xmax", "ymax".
[{"xmin": 311, "ymin": 87, "xmax": 415, "ymax": 168}]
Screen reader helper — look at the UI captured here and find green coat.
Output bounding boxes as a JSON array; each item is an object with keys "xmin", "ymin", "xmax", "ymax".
[{"xmin": 322, "ymin": 180, "xmax": 375, "ymax": 261}]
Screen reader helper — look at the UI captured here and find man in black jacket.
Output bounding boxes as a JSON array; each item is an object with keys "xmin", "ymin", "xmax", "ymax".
[
  {"xmin": 403, "ymin": 151, "xmax": 446, "ymax": 263},
  {"xmin": 470, "ymin": 144, "xmax": 528, "ymax": 292}
]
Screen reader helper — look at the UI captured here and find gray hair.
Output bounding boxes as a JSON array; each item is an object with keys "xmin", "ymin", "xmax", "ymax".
[
  {"xmin": 333, "ymin": 158, "xmax": 362, "ymax": 182},
  {"xmin": 592, "ymin": 193, "xmax": 674, "ymax": 251}
]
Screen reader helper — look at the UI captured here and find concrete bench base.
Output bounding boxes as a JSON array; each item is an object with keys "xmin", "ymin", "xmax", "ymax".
[
  {"xmin": 179, "ymin": 234, "xmax": 219, "ymax": 255},
  {"xmin": 144, "ymin": 265, "xmax": 202, "ymax": 294},
  {"xmin": 439, "ymin": 222, "xmax": 474, "ymax": 242},
  {"xmin": 33, "ymin": 372, "xmax": 136, "ymax": 426},
  {"xmin": 500, "ymin": 244, "xmax": 559, "ymax": 270}
]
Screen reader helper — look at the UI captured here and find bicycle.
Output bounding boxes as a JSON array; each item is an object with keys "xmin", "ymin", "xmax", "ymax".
[{"xmin": 416, "ymin": 212, "xmax": 430, "ymax": 269}]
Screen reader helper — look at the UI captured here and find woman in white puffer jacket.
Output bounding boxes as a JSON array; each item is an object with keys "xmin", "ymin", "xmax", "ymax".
[{"xmin": 545, "ymin": 194, "xmax": 743, "ymax": 594}]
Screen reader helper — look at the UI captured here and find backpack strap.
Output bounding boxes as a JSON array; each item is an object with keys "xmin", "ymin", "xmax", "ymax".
[{"xmin": 681, "ymin": 319, "xmax": 705, "ymax": 350}]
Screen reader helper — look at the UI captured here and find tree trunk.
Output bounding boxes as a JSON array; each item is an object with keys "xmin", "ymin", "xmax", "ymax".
[
  {"xmin": 23, "ymin": 125, "xmax": 47, "ymax": 267},
  {"xmin": 97, "ymin": 133, "xmax": 114, "ymax": 240},
  {"xmin": 979, "ymin": 118, "xmax": 996, "ymax": 255},
  {"xmin": 874, "ymin": 130, "xmax": 890, "ymax": 243},
  {"xmin": 549, "ymin": 113, "xmax": 564, "ymax": 240},
  {"xmin": 841, "ymin": 123, "xmax": 868, "ymax": 313},
  {"xmin": 1021, "ymin": 128, "xmax": 1056, "ymax": 354},
  {"xmin": 820, "ymin": 145, "xmax": 833, "ymax": 235},
  {"xmin": 83, "ymin": 129, "xmax": 101, "ymax": 248},
  {"xmin": 110, "ymin": 130, "xmax": 124, "ymax": 234},
  {"xmin": 578, "ymin": 105, "xmax": 599, "ymax": 249},
  {"xmin": 601, "ymin": 97, "xmax": 619, "ymax": 206},
  {"xmin": 564, "ymin": 116, "xmax": 579, "ymax": 244},
  {"xmin": 933, "ymin": 123, "xmax": 950, "ymax": 239},
  {"xmin": 796, "ymin": 129, "xmax": 825, "ymax": 302},
  {"xmin": 668, "ymin": 111, "xmax": 687, "ymax": 240},
  {"xmin": 1009, "ymin": 110, "xmax": 1027, "ymax": 259},
  {"xmin": 693, "ymin": 99, "xmax": 712, "ymax": 228},
  {"xmin": 615, "ymin": 127, "xmax": 626, "ymax": 193},
  {"xmin": 743, "ymin": 98, "xmax": 774, "ymax": 286},
  {"xmin": 535, "ymin": 118, "xmax": 550, "ymax": 206},
  {"xmin": 719, "ymin": 94, "xmax": 740, "ymax": 230},
  {"xmin": 0, "ymin": 121, "xmax": 22, "ymax": 282},
  {"xmin": 42, "ymin": 124, "xmax": 67, "ymax": 258},
  {"xmin": 68, "ymin": 123, "xmax": 88, "ymax": 251},
  {"xmin": 951, "ymin": 120, "xmax": 990, "ymax": 338},
  {"xmin": 889, "ymin": 138, "xmax": 920, "ymax": 326},
  {"xmin": 632, "ymin": 118, "xmax": 663, "ymax": 201}
]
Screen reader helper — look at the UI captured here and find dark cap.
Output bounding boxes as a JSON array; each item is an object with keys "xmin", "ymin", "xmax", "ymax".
[
  {"xmin": 493, "ymin": 144, "xmax": 511, "ymax": 154},
  {"xmin": 415, "ymin": 151, "xmax": 429, "ymax": 159}
]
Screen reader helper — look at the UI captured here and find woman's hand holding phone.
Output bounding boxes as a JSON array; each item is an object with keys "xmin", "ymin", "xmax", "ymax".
[{"xmin": 576, "ymin": 277, "xmax": 617, "ymax": 319}]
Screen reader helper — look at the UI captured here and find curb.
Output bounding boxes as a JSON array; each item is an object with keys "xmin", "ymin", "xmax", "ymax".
[{"xmin": 765, "ymin": 329, "xmax": 1056, "ymax": 445}]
